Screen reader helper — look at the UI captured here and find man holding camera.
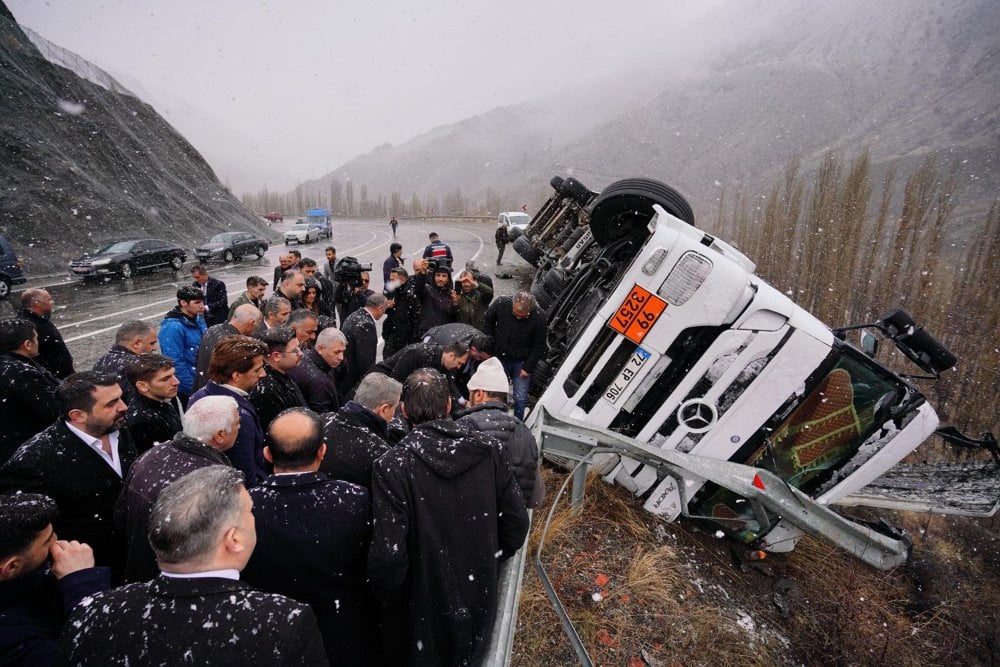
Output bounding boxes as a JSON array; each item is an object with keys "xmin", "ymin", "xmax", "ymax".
[
  {"xmin": 333, "ymin": 257, "xmax": 374, "ymax": 326},
  {"xmin": 413, "ymin": 258, "xmax": 458, "ymax": 339}
]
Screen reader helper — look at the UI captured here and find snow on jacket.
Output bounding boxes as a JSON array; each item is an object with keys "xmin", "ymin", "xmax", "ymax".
[
  {"xmin": 92, "ymin": 344, "xmax": 139, "ymax": 403},
  {"xmin": 249, "ymin": 365, "xmax": 308, "ymax": 433},
  {"xmin": 17, "ymin": 308, "xmax": 74, "ymax": 379},
  {"xmin": 456, "ymin": 400, "xmax": 540, "ymax": 507},
  {"xmin": 114, "ymin": 433, "xmax": 231, "ymax": 582},
  {"xmin": 367, "ymin": 418, "xmax": 529, "ymax": 665},
  {"xmin": 157, "ymin": 307, "xmax": 207, "ymax": 394},
  {"xmin": 188, "ymin": 381, "xmax": 266, "ymax": 486},
  {"xmin": 319, "ymin": 401, "xmax": 391, "ymax": 489},
  {"xmin": 0, "ymin": 421, "xmax": 138, "ymax": 579},
  {"xmin": 243, "ymin": 472, "xmax": 374, "ymax": 665},
  {"xmin": 340, "ymin": 307, "xmax": 379, "ymax": 398},
  {"xmin": 287, "ymin": 348, "xmax": 341, "ymax": 414},
  {"xmin": 0, "ymin": 352, "xmax": 61, "ymax": 465},
  {"xmin": 413, "ymin": 271, "xmax": 457, "ymax": 338},
  {"xmin": 382, "ymin": 281, "xmax": 421, "ymax": 358},
  {"xmin": 123, "ymin": 392, "xmax": 183, "ymax": 454},
  {"xmin": 482, "ymin": 296, "xmax": 548, "ymax": 373},
  {"xmin": 56, "ymin": 577, "xmax": 328, "ymax": 666}
]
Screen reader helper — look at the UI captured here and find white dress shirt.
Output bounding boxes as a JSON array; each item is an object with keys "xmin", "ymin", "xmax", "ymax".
[
  {"xmin": 161, "ymin": 569, "xmax": 240, "ymax": 581},
  {"xmin": 65, "ymin": 422, "xmax": 123, "ymax": 477}
]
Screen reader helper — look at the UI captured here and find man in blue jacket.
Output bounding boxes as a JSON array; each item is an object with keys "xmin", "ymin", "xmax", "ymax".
[{"xmin": 157, "ymin": 286, "xmax": 207, "ymax": 407}]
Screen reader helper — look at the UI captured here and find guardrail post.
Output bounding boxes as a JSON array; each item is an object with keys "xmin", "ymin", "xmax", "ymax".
[{"xmin": 571, "ymin": 462, "xmax": 588, "ymax": 511}]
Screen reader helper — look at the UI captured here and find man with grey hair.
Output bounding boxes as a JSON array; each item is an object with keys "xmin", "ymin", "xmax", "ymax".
[
  {"xmin": 483, "ymin": 292, "xmax": 548, "ymax": 420},
  {"xmin": 93, "ymin": 319, "xmax": 158, "ymax": 403},
  {"xmin": 59, "ymin": 466, "xmax": 327, "ymax": 664},
  {"xmin": 289, "ymin": 326, "xmax": 346, "ymax": 413},
  {"xmin": 194, "ymin": 303, "xmax": 261, "ymax": 391},
  {"xmin": 288, "ymin": 308, "xmax": 319, "ymax": 349},
  {"xmin": 339, "ymin": 292, "xmax": 388, "ymax": 398},
  {"xmin": 116, "ymin": 395, "xmax": 240, "ymax": 582},
  {"xmin": 17, "ymin": 288, "xmax": 74, "ymax": 378},
  {"xmin": 253, "ymin": 295, "xmax": 291, "ymax": 338},
  {"xmin": 321, "ymin": 372, "xmax": 401, "ymax": 488}
]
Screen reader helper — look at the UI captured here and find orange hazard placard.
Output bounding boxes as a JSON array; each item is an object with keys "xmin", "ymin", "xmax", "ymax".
[{"xmin": 608, "ymin": 285, "xmax": 667, "ymax": 343}]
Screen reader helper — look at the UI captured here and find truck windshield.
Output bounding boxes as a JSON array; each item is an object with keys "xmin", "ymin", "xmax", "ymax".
[{"xmin": 689, "ymin": 346, "xmax": 908, "ymax": 542}]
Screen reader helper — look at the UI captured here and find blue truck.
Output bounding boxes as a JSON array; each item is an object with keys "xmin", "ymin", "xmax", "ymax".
[{"xmin": 305, "ymin": 207, "xmax": 332, "ymax": 239}]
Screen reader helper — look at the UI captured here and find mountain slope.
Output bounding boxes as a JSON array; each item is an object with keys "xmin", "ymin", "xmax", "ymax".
[{"xmin": 0, "ymin": 2, "xmax": 269, "ymax": 273}]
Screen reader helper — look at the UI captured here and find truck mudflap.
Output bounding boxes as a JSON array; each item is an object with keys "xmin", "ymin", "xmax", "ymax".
[{"xmin": 834, "ymin": 461, "xmax": 1000, "ymax": 516}]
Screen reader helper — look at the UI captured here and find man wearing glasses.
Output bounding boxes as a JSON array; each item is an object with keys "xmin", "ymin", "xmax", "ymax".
[{"xmin": 249, "ymin": 327, "xmax": 307, "ymax": 432}]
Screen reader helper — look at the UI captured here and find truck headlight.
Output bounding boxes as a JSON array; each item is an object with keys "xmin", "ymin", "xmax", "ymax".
[{"xmin": 657, "ymin": 251, "xmax": 712, "ymax": 306}]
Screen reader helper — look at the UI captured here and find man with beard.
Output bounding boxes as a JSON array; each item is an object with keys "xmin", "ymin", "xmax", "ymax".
[
  {"xmin": 0, "ymin": 319, "xmax": 61, "ymax": 465},
  {"xmin": 228, "ymin": 275, "xmax": 269, "ymax": 318},
  {"xmin": 382, "ymin": 267, "xmax": 420, "ymax": 359},
  {"xmin": 413, "ymin": 258, "xmax": 458, "ymax": 338},
  {"xmin": 188, "ymin": 336, "xmax": 269, "ymax": 487},
  {"xmin": 249, "ymin": 327, "xmax": 308, "ymax": 433},
  {"xmin": 273, "ymin": 269, "xmax": 306, "ymax": 310},
  {"xmin": 368, "ymin": 368, "xmax": 528, "ymax": 665},
  {"xmin": 123, "ymin": 353, "xmax": 184, "ymax": 454},
  {"xmin": 253, "ymin": 296, "xmax": 292, "ymax": 338},
  {"xmin": 17, "ymin": 289, "xmax": 74, "ymax": 379},
  {"xmin": 455, "ymin": 270, "xmax": 493, "ymax": 331},
  {"xmin": 92, "ymin": 320, "xmax": 159, "ymax": 404},
  {"xmin": 0, "ymin": 372, "xmax": 137, "ymax": 580},
  {"xmin": 158, "ymin": 286, "xmax": 207, "ymax": 408},
  {"xmin": 288, "ymin": 327, "xmax": 346, "ymax": 414}
]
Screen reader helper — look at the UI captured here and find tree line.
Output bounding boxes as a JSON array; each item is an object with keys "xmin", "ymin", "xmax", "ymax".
[{"xmin": 715, "ymin": 149, "xmax": 998, "ymax": 436}]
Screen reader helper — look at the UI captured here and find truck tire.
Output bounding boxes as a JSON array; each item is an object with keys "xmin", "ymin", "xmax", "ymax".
[
  {"xmin": 533, "ymin": 267, "xmax": 570, "ymax": 312},
  {"xmin": 549, "ymin": 175, "xmax": 565, "ymax": 192},
  {"xmin": 508, "ymin": 226, "xmax": 524, "ymax": 241},
  {"xmin": 514, "ymin": 235, "xmax": 542, "ymax": 267},
  {"xmin": 588, "ymin": 178, "xmax": 695, "ymax": 246},
  {"xmin": 560, "ymin": 177, "xmax": 593, "ymax": 205},
  {"xmin": 560, "ymin": 227, "xmax": 587, "ymax": 252}
]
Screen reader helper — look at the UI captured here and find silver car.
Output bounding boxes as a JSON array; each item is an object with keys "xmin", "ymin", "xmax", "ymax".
[{"xmin": 284, "ymin": 223, "xmax": 317, "ymax": 245}]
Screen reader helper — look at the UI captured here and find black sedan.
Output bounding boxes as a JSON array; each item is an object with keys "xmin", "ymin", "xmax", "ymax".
[
  {"xmin": 70, "ymin": 239, "xmax": 187, "ymax": 280},
  {"xmin": 194, "ymin": 231, "xmax": 269, "ymax": 263}
]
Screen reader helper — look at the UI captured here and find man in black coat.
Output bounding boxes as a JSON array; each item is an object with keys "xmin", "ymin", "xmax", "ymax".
[
  {"xmin": 320, "ymin": 373, "xmax": 401, "ymax": 489},
  {"xmin": 92, "ymin": 320, "xmax": 159, "ymax": 405},
  {"xmin": 57, "ymin": 466, "xmax": 328, "ymax": 665},
  {"xmin": 193, "ymin": 303, "xmax": 261, "ymax": 391},
  {"xmin": 273, "ymin": 268, "xmax": 307, "ymax": 310},
  {"xmin": 123, "ymin": 353, "xmax": 183, "ymax": 454},
  {"xmin": 289, "ymin": 327, "xmax": 345, "ymax": 413},
  {"xmin": 116, "ymin": 395, "xmax": 238, "ymax": 583},
  {"xmin": 423, "ymin": 324, "xmax": 496, "ymax": 401},
  {"xmin": 0, "ymin": 493, "xmax": 111, "ymax": 666},
  {"xmin": 483, "ymin": 292, "xmax": 548, "ymax": 420},
  {"xmin": 413, "ymin": 259, "xmax": 458, "ymax": 338},
  {"xmin": 381, "ymin": 267, "xmax": 421, "ymax": 359},
  {"xmin": 0, "ymin": 319, "xmax": 61, "ymax": 465},
  {"xmin": 250, "ymin": 327, "xmax": 308, "ymax": 433},
  {"xmin": 17, "ymin": 289, "xmax": 73, "ymax": 379},
  {"xmin": 243, "ymin": 409, "xmax": 374, "ymax": 666},
  {"xmin": 0, "ymin": 372, "xmax": 137, "ymax": 580},
  {"xmin": 456, "ymin": 357, "xmax": 543, "ymax": 508},
  {"xmin": 339, "ymin": 294, "xmax": 388, "ymax": 398},
  {"xmin": 368, "ymin": 368, "xmax": 529, "ymax": 665},
  {"xmin": 191, "ymin": 265, "xmax": 230, "ymax": 327},
  {"xmin": 372, "ymin": 340, "xmax": 469, "ymax": 386}
]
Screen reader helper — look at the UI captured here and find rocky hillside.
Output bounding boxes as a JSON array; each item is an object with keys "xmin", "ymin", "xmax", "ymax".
[
  {"xmin": 0, "ymin": 2, "xmax": 270, "ymax": 274},
  {"xmin": 297, "ymin": 0, "xmax": 999, "ymax": 226}
]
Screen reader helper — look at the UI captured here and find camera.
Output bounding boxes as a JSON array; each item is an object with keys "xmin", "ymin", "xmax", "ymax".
[
  {"xmin": 427, "ymin": 257, "xmax": 452, "ymax": 273},
  {"xmin": 334, "ymin": 256, "xmax": 373, "ymax": 288}
]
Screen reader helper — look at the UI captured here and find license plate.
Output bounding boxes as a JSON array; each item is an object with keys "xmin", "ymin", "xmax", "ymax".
[
  {"xmin": 603, "ymin": 347, "xmax": 651, "ymax": 405},
  {"xmin": 609, "ymin": 284, "xmax": 667, "ymax": 344},
  {"xmin": 72, "ymin": 267, "xmax": 89, "ymax": 274}
]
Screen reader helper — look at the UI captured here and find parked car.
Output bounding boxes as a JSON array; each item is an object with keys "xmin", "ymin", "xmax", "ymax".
[
  {"xmin": 499, "ymin": 211, "xmax": 531, "ymax": 239},
  {"xmin": 284, "ymin": 223, "xmax": 317, "ymax": 245},
  {"xmin": 263, "ymin": 212, "xmax": 283, "ymax": 223},
  {"xmin": 195, "ymin": 231, "xmax": 269, "ymax": 263},
  {"xmin": 70, "ymin": 239, "xmax": 187, "ymax": 280},
  {"xmin": 0, "ymin": 234, "xmax": 27, "ymax": 299}
]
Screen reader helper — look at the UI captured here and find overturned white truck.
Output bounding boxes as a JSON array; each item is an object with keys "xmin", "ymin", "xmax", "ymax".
[{"xmin": 512, "ymin": 175, "xmax": 997, "ymax": 569}]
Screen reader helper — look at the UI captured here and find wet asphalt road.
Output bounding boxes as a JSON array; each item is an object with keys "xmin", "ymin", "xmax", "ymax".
[{"xmin": 1, "ymin": 218, "xmax": 526, "ymax": 369}]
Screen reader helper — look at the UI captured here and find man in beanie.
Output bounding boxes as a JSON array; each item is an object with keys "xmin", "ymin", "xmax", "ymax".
[{"xmin": 456, "ymin": 357, "xmax": 543, "ymax": 508}]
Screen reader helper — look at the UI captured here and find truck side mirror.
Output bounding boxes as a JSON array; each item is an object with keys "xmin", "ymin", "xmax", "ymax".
[{"xmin": 860, "ymin": 331, "xmax": 879, "ymax": 357}]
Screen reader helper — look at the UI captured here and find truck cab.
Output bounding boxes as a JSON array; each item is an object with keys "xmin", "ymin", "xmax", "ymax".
[{"xmin": 305, "ymin": 207, "xmax": 332, "ymax": 239}]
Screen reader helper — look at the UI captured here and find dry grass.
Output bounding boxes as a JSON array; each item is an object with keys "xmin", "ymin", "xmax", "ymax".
[{"xmin": 512, "ymin": 467, "xmax": 999, "ymax": 666}]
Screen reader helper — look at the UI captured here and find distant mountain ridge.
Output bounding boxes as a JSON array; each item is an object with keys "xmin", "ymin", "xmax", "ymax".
[
  {"xmin": 0, "ymin": 1, "xmax": 269, "ymax": 273},
  {"xmin": 298, "ymin": 0, "xmax": 999, "ymax": 224}
]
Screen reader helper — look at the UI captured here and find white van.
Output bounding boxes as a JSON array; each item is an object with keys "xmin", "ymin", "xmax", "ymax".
[{"xmin": 498, "ymin": 211, "xmax": 530, "ymax": 233}]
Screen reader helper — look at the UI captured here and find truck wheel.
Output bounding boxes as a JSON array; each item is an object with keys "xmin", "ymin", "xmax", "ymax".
[
  {"xmin": 560, "ymin": 177, "xmax": 594, "ymax": 205},
  {"xmin": 223, "ymin": 250, "xmax": 235, "ymax": 263},
  {"xmin": 508, "ymin": 226, "xmax": 524, "ymax": 241},
  {"xmin": 549, "ymin": 175, "xmax": 565, "ymax": 191},
  {"xmin": 513, "ymin": 236, "xmax": 542, "ymax": 267},
  {"xmin": 588, "ymin": 178, "xmax": 695, "ymax": 246}
]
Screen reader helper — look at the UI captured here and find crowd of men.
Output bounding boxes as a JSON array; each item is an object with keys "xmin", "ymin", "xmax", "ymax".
[{"xmin": 0, "ymin": 229, "xmax": 547, "ymax": 665}]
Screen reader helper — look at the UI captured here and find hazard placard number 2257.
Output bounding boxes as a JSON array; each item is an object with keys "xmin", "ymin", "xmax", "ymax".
[{"xmin": 608, "ymin": 285, "xmax": 667, "ymax": 344}]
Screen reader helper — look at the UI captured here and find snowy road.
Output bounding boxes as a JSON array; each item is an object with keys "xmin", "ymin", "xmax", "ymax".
[{"xmin": 0, "ymin": 218, "xmax": 517, "ymax": 369}]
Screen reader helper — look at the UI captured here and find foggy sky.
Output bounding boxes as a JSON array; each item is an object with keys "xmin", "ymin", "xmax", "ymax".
[{"xmin": 7, "ymin": 0, "xmax": 727, "ymax": 193}]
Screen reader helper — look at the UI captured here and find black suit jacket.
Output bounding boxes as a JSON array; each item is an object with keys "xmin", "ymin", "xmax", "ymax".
[
  {"xmin": 57, "ymin": 576, "xmax": 328, "ymax": 665},
  {"xmin": 193, "ymin": 276, "xmax": 229, "ymax": 326},
  {"xmin": 0, "ymin": 421, "xmax": 137, "ymax": 578}
]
